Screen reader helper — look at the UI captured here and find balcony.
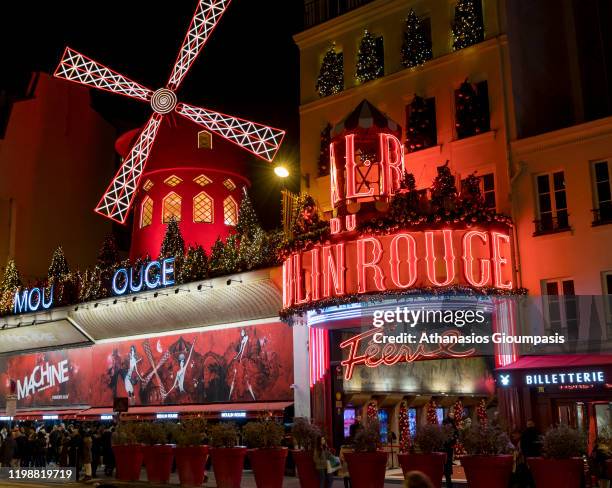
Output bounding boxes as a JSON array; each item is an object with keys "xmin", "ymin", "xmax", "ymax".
[
  {"xmin": 304, "ymin": 0, "xmax": 376, "ymax": 29},
  {"xmin": 533, "ymin": 214, "xmax": 571, "ymax": 236},
  {"xmin": 592, "ymin": 204, "xmax": 612, "ymax": 226}
]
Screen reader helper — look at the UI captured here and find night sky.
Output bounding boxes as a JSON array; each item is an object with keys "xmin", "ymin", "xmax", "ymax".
[{"xmin": 1, "ymin": 0, "xmax": 302, "ymax": 229}]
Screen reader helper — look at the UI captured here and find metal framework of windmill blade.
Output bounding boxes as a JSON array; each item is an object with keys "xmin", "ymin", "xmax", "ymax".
[{"xmin": 53, "ymin": 0, "xmax": 285, "ymax": 225}]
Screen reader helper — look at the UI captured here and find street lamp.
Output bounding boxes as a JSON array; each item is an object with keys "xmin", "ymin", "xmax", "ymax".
[{"xmin": 274, "ymin": 165, "xmax": 290, "ymax": 178}]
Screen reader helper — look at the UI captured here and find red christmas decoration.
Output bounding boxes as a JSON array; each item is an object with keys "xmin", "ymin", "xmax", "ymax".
[
  {"xmin": 399, "ymin": 401, "xmax": 411, "ymax": 453},
  {"xmin": 426, "ymin": 399, "xmax": 438, "ymax": 425},
  {"xmin": 477, "ymin": 398, "xmax": 488, "ymax": 427},
  {"xmin": 367, "ymin": 401, "xmax": 378, "ymax": 422},
  {"xmin": 452, "ymin": 399, "xmax": 467, "ymax": 457}
]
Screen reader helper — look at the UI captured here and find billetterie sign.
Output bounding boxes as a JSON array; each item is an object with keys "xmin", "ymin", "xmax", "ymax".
[{"xmin": 112, "ymin": 257, "xmax": 176, "ymax": 296}]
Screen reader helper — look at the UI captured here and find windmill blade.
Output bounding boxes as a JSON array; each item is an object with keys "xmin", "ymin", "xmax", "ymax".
[
  {"xmin": 95, "ymin": 113, "xmax": 163, "ymax": 223},
  {"xmin": 167, "ymin": 0, "xmax": 231, "ymax": 91},
  {"xmin": 176, "ymin": 102, "xmax": 285, "ymax": 162},
  {"xmin": 54, "ymin": 47, "xmax": 153, "ymax": 102}
]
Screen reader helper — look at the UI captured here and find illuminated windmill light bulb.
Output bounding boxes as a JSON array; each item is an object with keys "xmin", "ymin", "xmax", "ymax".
[{"xmin": 274, "ymin": 165, "xmax": 290, "ymax": 178}]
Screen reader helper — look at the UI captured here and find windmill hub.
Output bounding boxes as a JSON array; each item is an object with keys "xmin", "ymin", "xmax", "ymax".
[{"xmin": 151, "ymin": 88, "xmax": 177, "ymax": 114}]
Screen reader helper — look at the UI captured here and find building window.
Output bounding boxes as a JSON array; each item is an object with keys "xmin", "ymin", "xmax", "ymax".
[
  {"xmin": 194, "ymin": 174, "xmax": 212, "ymax": 187},
  {"xmin": 197, "ymin": 130, "xmax": 213, "ymax": 149},
  {"xmin": 162, "ymin": 192, "xmax": 182, "ymax": 223},
  {"xmin": 542, "ymin": 279, "xmax": 579, "ymax": 341},
  {"xmin": 592, "ymin": 160, "xmax": 612, "ymax": 225},
  {"xmin": 455, "ymin": 80, "xmax": 490, "ymax": 139},
  {"xmin": 405, "ymin": 96, "xmax": 436, "ymax": 153},
  {"xmin": 461, "ymin": 172, "xmax": 496, "ymax": 210},
  {"xmin": 143, "ymin": 179, "xmax": 154, "ymax": 192},
  {"xmin": 534, "ymin": 171, "xmax": 569, "ymax": 235},
  {"xmin": 193, "ymin": 192, "xmax": 213, "ymax": 223},
  {"xmin": 603, "ymin": 271, "xmax": 612, "ymax": 327},
  {"xmin": 140, "ymin": 197, "xmax": 153, "ymax": 228},
  {"xmin": 223, "ymin": 196, "xmax": 238, "ymax": 226},
  {"xmin": 164, "ymin": 175, "xmax": 183, "ymax": 187},
  {"xmin": 223, "ymin": 178, "xmax": 237, "ymax": 191}
]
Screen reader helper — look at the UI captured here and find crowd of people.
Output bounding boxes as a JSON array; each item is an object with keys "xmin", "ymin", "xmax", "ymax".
[{"xmin": 0, "ymin": 422, "xmax": 115, "ymax": 482}]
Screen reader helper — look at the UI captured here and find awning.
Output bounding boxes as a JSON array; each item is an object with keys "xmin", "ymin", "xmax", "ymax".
[
  {"xmin": 13, "ymin": 408, "xmax": 84, "ymax": 419},
  {"xmin": 497, "ymin": 354, "xmax": 612, "ymax": 370},
  {"xmin": 78, "ymin": 402, "xmax": 293, "ymax": 417}
]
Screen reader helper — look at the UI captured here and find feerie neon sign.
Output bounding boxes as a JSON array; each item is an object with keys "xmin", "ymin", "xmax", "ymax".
[
  {"xmin": 282, "ymin": 229, "xmax": 513, "ymax": 308},
  {"xmin": 112, "ymin": 257, "xmax": 175, "ymax": 296}
]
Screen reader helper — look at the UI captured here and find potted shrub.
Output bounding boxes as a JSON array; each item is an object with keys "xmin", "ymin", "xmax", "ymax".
[
  {"xmin": 527, "ymin": 425, "xmax": 585, "ymax": 488},
  {"xmin": 209, "ymin": 422, "xmax": 246, "ymax": 488},
  {"xmin": 137, "ymin": 422, "xmax": 175, "ymax": 484},
  {"xmin": 344, "ymin": 419, "xmax": 388, "ymax": 488},
  {"xmin": 112, "ymin": 422, "xmax": 144, "ymax": 481},
  {"xmin": 291, "ymin": 417, "xmax": 321, "ymax": 488},
  {"xmin": 398, "ymin": 424, "xmax": 449, "ymax": 488},
  {"xmin": 243, "ymin": 418, "xmax": 288, "ymax": 488},
  {"xmin": 174, "ymin": 418, "xmax": 209, "ymax": 487},
  {"xmin": 460, "ymin": 423, "xmax": 513, "ymax": 488}
]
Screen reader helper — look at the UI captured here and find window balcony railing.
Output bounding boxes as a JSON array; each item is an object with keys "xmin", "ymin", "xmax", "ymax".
[
  {"xmin": 304, "ymin": 0, "xmax": 376, "ymax": 29},
  {"xmin": 533, "ymin": 215, "xmax": 571, "ymax": 236},
  {"xmin": 592, "ymin": 205, "xmax": 612, "ymax": 226}
]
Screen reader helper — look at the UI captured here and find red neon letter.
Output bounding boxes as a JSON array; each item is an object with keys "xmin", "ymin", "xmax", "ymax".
[
  {"xmin": 282, "ymin": 257, "xmax": 294, "ymax": 308},
  {"xmin": 425, "ymin": 230, "xmax": 456, "ymax": 287},
  {"xmin": 345, "ymin": 134, "xmax": 375, "ymax": 199},
  {"xmin": 389, "ymin": 233, "xmax": 418, "ymax": 288},
  {"xmin": 329, "ymin": 142, "xmax": 342, "ymax": 206},
  {"xmin": 310, "ymin": 247, "xmax": 321, "ymax": 301},
  {"xmin": 380, "ymin": 133, "xmax": 404, "ymax": 196},
  {"xmin": 345, "ymin": 214, "xmax": 356, "ymax": 231},
  {"xmin": 462, "ymin": 231, "xmax": 491, "ymax": 287},
  {"xmin": 491, "ymin": 232, "xmax": 513, "ymax": 289},
  {"xmin": 356, "ymin": 237, "xmax": 386, "ymax": 293},
  {"xmin": 322, "ymin": 243, "xmax": 346, "ymax": 297},
  {"xmin": 293, "ymin": 253, "xmax": 310, "ymax": 304},
  {"xmin": 330, "ymin": 217, "xmax": 341, "ymax": 234}
]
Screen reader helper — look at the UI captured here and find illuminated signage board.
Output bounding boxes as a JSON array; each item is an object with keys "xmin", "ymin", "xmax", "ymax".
[
  {"xmin": 13, "ymin": 286, "xmax": 54, "ymax": 314},
  {"xmin": 112, "ymin": 257, "xmax": 175, "ymax": 296},
  {"xmin": 156, "ymin": 412, "xmax": 179, "ymax": 419},
  {"xmin": 100, "ymin": 415, "xmax": 114, "ymax": 421},
  {"xmin": 220, "ymin": 411, "xmax": 246, "ymax": 419},
  {"xmin": 498, "ymin": 370, "xmax": 607, "ymax": 388},
  {"xmin": 42, "ymin": 415, "xmax": 59, "ymax": 420},
  {"xmin": 0, "ymin": 416, "xmax": 13, "ymax": 421}
]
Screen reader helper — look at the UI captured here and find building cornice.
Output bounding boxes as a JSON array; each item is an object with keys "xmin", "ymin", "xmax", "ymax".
[
  {"xmin": 511, "ymin": 116, "xmax": 612, "ymax": 157},
  {"xmin": 299, "ymin": 36, "xmax": 508, "ymax": 116}
]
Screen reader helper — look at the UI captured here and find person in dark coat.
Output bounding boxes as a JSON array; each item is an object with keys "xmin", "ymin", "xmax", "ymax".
[
  {"xmin": 91, "ymin": 427, "xmax": 103, "ymax": 478},
  {"xmin": 520, "ymin": 420, "xmax": 541, "ymax": 458},
  {"xmin": 442, "ymin": 412, "xmax": 458, "ymax": 488},
  {"xmin": 101, "ymin": 426, "xmax": 115, "ymax": 476},
  {"xmin": 34, "ymin": 430, "xmax": 47, "ymax": 467},
  {"xmin": 1, "ymin": 430, "xmax": 16, "ymax": 467}
]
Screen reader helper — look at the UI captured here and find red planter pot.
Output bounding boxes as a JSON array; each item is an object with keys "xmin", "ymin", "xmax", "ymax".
[
  {"xmin": 607, "ymin": 459, "xmax": 612, "ymax": 480},
  {"xmin": 345, "ymin": 451, "xmax": 388, "ymax": 488},
  {"xmin": 142, "ymin": 444, "xmax": 175, "ymax": 484},
  {"xmin": 292, "ymin": 450, "xmax": 319, "ymax": 488},
  {"xmin": 175, "ymin": 445, "xmax": 209, "ymax": 487},
  {"xmin": 398, "ymin": 452, "xmax": 447, "ymax": 488},
  {"xmin": 210, "ymin": 447, "xmax": 247, "ymax": 488},
  {"xmin": 112, "ymin": 444, "xmax": 144, "ymax": 481},
  {"xmin": 460, "ymin": 455, "xmax": 513, "ymax": 488},
  {"xmin": 249, "ymin": 447, "xmax": 288, "ymax": 488},
  {"xmin": 527, "ymin": 457, "xmax": 583, "ymax": 488}
]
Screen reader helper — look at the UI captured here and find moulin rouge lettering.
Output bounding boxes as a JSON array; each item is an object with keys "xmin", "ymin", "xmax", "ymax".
[
  {"xmin": 340, "ymin": 329, "xmax": 476, "ymax": 380},
  {"xmin": 17, "ymin": 359, "xmax": 70, "ymax": 400}
]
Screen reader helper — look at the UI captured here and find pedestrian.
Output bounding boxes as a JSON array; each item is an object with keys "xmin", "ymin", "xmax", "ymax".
[
  {"xmin": 91, "ymin": 426, "xmax": 102, "ymax": 478},
  {"xmin": 404, "ymin": 470, "xmax": 434, "ymax": 488},
  {"xmin": 338, "ymin": 438, "xmax": 354, "ymax": 488},
  {"xmin": 313, "ymin": 435, "xmax": 334, "ymax": 488},
  {"xmin": 520, "ymin": 419, "xmax": 541, "ymax": 458},
  {"xmin": 101, "ymin": 426, "xmax": 115, "ymax": 476},
  {"xmin": 82, "ymin": 428, "xmax": 93, "ymax": 482},
  {"xmin": 59, "ymin": 433, "xmax": 70, "ymax": 467},
  {"xmin": 442, "ymin": 411, "xmax": 458, "ymax": 488},
  {"xmin": 0, "ymin": 429, "xmax": 16, "ymax": 467},
  {"xmin": 34, "ymin": 430, "xmax": 47, "ymax": 467}
]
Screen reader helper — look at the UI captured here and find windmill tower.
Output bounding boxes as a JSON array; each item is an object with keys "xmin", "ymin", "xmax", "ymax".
[{"xmin": 53, "ymin": 0, "xmax": 285, "ymax": 258}]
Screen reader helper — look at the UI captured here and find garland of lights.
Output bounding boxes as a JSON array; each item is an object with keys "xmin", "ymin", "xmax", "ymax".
[
  {"xmin": 399, "ymin": 401, "xmax": 410, "ymax": 453},
  {"xmin": 476, "ymin": 398, "xmax": 488, "ymax": 427},
  {"xmin": 452, "ymin": 399, "xmax": 467, "ymax": 456},
  {"xmin": 367, "ymin": 401, "xmax": 378, "ymax": 422},
  {"xmin": 426, "ymin": 399, "xmax": 438, "ymax": 425}
]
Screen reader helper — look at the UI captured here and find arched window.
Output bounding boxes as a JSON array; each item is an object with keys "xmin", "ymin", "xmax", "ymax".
[
  {"xmin": 140, "ymin": 196, "xmax": 153, "ymax": 228},
  {"xmin": 223, "ymin": 196, "xmax": 238, "ymax": 226},
  {"xmin": 223, "ymin": 178, "xmax": 237, "ymax": 191},
  {"xmin": 193, "ymin": 191, "xmax": 213, "ymax": 223},
  {"xmin": 163, "ymin": 192, "xmax": 182, "ymax": 223}
]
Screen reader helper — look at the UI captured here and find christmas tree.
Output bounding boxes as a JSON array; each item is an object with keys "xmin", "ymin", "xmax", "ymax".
[
  {"xmin": 406, "ymin": 95, "xmax": 434, "ymax": 153},
  {"xmin": 236, "ymin": 189, "xmax": 261, "ymax": 239},
  {"xmin": 452, "ymin": 0, "xmax": 484, "ymax": 51},
  {"xmin": 292, "ymin": 194, "xmax": 325, "ymax": 237},
  {"xmin": 316, "ymin": 44, "xmax": 344, "ymax": 97},
  {"xmin": 399, "ymin": 401, "xmax": 410, "ymax": 453},
  {"xmin": 430, "ymin": 161, "xmax": 457, "ymax": 212},
  {"xmin": 48, "ymin": 246, "xmax": 70, "ymax": 280},
  {"xmin": 426, "ymin": 399, "xmax": 438, "ymax": 425},
  {"xmin": 0, "ymin": 259, "xmax": 22, "ymax": 314},
  {"xmin": 460, "ymin": 172, "xmax": 484, "ymax": 209},
  {"xmin": 97, "ymin": 234, "xmax": 119, "ymax": 270},
  {"xmin": 219, "ymin": 234, "xmax": 240, "ymax": 274},
  {"xmin": 160, "ymin": 217, "xmax": 185, "ymax": 259},
  {"xmin": 181, "ymin": 245, "xmax": 208, "ymax": 283},
  {"xmin": 318, "ymin": 123, "xmax": 332, "ymax": 177},
  {"xmin": 455, "ymin": 79, "xmax": 488, "ymax": 138},
  {"xmin": 476, "ymin": 398, "xmax": 488, "ymax": 427},
  {"xmin": 367, "ymin": 402, "xmax": 378, "ymax": 422},
  {"xmin": 208, "ymin": 237, "xmax": 225, "ymax": 275},
  {"xmin": 452, "ymin": 399, "xmax": 467, "ymax": 456},
  {"xmin": 356, "ymin": 30, "xmax": 383, "ymax": 84},
  {"xmin": 401, "ymin": 9, "xmax": 432, "ymax": 68}
]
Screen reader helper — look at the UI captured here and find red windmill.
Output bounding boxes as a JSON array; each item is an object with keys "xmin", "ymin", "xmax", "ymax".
[{"xmin": 54, "ymin": 0, "xmax": 285, "ymax": 225}]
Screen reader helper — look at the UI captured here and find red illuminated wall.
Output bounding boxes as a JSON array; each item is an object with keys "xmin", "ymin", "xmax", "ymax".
[
  {"xmin": 0, "ymin": 322, "xmax": 293, "ymax": 409},
  {"xmin": 119, "ymin": 117, "xmax": 251, "ymax": 259}
]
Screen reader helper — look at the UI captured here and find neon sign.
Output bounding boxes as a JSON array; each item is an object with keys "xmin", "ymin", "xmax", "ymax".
[
  {"xmin": 220, "ymin": 411, "xmax": 247, "ymax": 419},
  {"xmin": 498, "ymin": 370, "xmax": 607, "ymax": 388},
  {"xmin": 112, "ymin": 257, "xmax": 175, "ymax": 296},
  {"xmin": 340, "ymin": 329, "xmax": 476, "ymax": 380},
  {"xmin": 283, "ymin": 229, "xmax": 513, "ymax": 309},
  {"xmin": 13, "ymin": 286, "xmax": 54, "ymax": 314}
]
